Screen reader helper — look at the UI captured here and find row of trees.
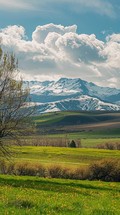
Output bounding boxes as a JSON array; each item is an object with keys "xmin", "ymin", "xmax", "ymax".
[{"xmin": 0, "ymin": 47, "xmax": 33, "ymax": 155}]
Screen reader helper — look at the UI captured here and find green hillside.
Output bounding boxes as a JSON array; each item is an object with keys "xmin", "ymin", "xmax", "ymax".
[{"xmin": 32, "ymin": 111, "xmax": 120, "ymax": 138}]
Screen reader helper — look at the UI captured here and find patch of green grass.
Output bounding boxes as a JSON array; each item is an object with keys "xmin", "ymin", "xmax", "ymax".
[
  {"xmin": 34, "ymin": 114, "xmax": 65, "ymax": 125},
  {"xmin": 81, "ymin": 138, "xmax": 120, "ymax": 147},
  {"xmin": 32, "ymin": 111, "xmax": 120, "ymax": 126},
  {"xmin": 9, "ymin": 146, "xmax": 120, "ymax": 167},
  {"xmin": 32, "ymin": 111, "xmax": 120, "ymax": 140},
  {"xmin": 47, "ymin": 128, "xmax": 120, "ymax": 139},
  {"xmin": 0, "ymin": 175, "xmax": 120, "ymax": 214}
]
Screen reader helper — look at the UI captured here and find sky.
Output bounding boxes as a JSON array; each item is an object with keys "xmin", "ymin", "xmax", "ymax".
[{"xmin": 0, "ymin": 0, "xmax": 120, "ymax": 88}]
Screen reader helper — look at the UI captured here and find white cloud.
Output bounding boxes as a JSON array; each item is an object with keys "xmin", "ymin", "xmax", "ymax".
[
  {"xmin": 32, "ymin": 23, "xmax": 77, "ymax": 44},
  {"xmin": 55, "ymin": 33, "xmax": 105, "ymax": 63},
  {"xmin": 102, "ymin": 34, "xmax": 120, "ymax": 69},
  {"xmin": 0, "ymin": 24, "xmax": 120, "ymax": 88},
  {"xmin": 0, "ymin": 25, "xmax": 25, "ymax": 40}
]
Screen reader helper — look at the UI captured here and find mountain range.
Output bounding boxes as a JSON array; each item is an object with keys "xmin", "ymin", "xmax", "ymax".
[{"xmin": 24, "ymin": 78, "xmax": 120, "ymax": 113}]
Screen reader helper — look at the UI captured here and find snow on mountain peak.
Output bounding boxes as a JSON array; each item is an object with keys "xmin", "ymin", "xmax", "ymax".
[{"xmin": 24, "ymin": 77, "xmax": 120, "ymax": 113}]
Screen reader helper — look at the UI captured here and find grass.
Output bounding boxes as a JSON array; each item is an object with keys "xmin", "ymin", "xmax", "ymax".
[
  {"xmin": 0, "ymin": 174, "xmax": 120, "ymax": 214},
  {"xmin": 7, "ymin": 146, "xmax": 120, "ymax": 167},
  {"xmin": 19, "ymin": 111, "xmax": 120, "ymax": 149},
  {"xmin": 46, "ymin": 128, "xmax": 120, "ymax": 139},
  {"xmin": 32, "ymin": 111, "xmax": 120, "ymax": 127},
  {"xmin": 82, "ymin": 138, "xmax": 120, "ymax": 147},
  {"xmin": 32, "ymin": 111, "xmax": 120, "ymax": 140},
  {"xmin": 1, "ymin": 111, "xmax": 120, "ymax": 214}
]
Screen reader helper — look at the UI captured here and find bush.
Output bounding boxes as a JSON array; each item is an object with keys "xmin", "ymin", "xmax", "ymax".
[
  {"xmin": 0, "ymin": 159, "xmax": 119, "ymax": 182},
  {"xmin": 96, "ymin": 142, "xmax": 120, "ymax": 150},
  {"xmin": 89, "ymin": 159, "xmax": 120, "ymax": 182},
  {"xmin": 0, "ymin": 159, "xmax": 7, "ymax": 174},
  {"xmin": 7, "ymin": 163, "xmax": 15, "ymax": 175},
  {"xmin": 48, "ymin": 165, "xmax": 89, "ymax": 180},
  {"xmin": 68, "ymin": 140, "xmax": 76, "ymax": 148},
  {"xmin": 48, "ymin": 165, "xmax": 64, "ymax": 178},
  {"xmin": 73, "ymin": 167, "xmax": 90, "ymax": 180},
  {"xmin": 15, "ymin": 163, "xmax": 46, "ymax": 177},
  {"xmin": 15, "ymin": 163, "xmax": 31, "ymax": 176},
  {"xmin": 0, "ymin": 160, "xmax": 15, "ymax": 175},
  {"xmin": 115, "ymin": 142, "xmax": 120, "ymax": 150}
]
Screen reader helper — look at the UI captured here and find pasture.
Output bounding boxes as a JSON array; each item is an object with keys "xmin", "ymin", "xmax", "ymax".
[
  {"xmin": 0, "ymin": 175, "xmax": 120, "ymax": 215},
  {"xmin": 2, "ymin": 146, "xmax": 120, "ymax": 168},
  {"xmin": 0, "ymin": 111, "xmax": 120, "ymax": 214}
]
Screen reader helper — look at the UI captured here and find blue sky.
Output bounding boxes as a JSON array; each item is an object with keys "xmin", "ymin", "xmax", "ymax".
[
  {"xmin": 0, "ymin": 0, "xmax": 120, "ymax": 88},
  {"xmin": 0, "ymin": 0, "xmax": 120, "ymax": 40}
]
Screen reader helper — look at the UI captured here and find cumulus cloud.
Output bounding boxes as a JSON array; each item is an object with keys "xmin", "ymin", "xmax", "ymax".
[
  {"xmin": 32, "ymin": 23, "xmax": 77, "ymax": 43},
  {"xmin": 0, "ymin": 25, "xmax": 25, "ymax": 40},
  {"xmin": 55, "ymin": 33, "xmax": 105, "ymax": 63},
  {"xmin": 102, "ymin": 34, "xmax": 120, "ymax": 69},
  {"xmin": 0, "ymin": 24, "xmax": 120, "ymax": 88}
]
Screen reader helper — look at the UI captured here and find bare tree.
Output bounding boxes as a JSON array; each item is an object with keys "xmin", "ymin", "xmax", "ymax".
[{"xmin": 0, "ymin": 47, "xmax": 35, "ymax": 155}]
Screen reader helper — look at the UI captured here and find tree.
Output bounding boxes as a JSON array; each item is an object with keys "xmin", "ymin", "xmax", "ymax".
[
  {"xmin": 0, "ymin": 47, "xmax": 34, "ymax": 155},
  {"xmin": 68, "ymin": 140, "xmax": 76, "ymax": 148}
]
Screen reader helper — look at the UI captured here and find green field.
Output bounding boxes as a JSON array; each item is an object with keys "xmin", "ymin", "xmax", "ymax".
[
  {"xmin": 0, "ymin": 142, "xmax": 120, "ymax": 215},
  {"xmin": 32, "ymin": 111, "xmax": 120, "ymax": 142},
  {"xmin": 0, "ymin": 175, "xmax": 120, "ymax": 215},
  {"xmin": 0, "ymin": 111, "xmax": 120, "ymax": 214},
  {"xmin": 46, "ymin": 129, "xmax": 120, "ymax": 139},
  {"xmin": 6, "ymin": 146, "xmax": 120, "ymax": 167}
]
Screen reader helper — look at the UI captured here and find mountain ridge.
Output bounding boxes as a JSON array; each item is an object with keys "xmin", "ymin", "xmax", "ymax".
[{"xmin": 24, "ymin": 77, "xmax": 120, "ymax": 113}]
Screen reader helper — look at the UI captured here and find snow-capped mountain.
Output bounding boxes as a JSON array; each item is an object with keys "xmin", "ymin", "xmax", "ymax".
[
  {"xmin": 34, "ymin": 96, "xmax": 120, "ymax": 114},
  {"xmin": 24, "ymin": 78, "xmax": 120, "ymax": 112}
]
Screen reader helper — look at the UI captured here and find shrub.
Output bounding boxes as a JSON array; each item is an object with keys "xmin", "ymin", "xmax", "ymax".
[
  {"xmin": 116, "ymin": 142, "xmax": 120, "ymax": 150},
  {"xmin": 0, "ymin": 159, "xmax": 7, "ymax": 174},
  {"xmin": 15, "ymin": 163, "xmax": 46, "ymax": 177},
  {"xmin": 47, "ymin": 165, "xmax": 89, "ymax": 180},
  {"xmin": 75, "ymin": 139, "xmax": 82, "ymax": 148},
  {"xmin": 96, "ymin": 142, "xmax": 120, "ymax": 150},
  {"xmin": 36, "ymin": 164, "xmax": 46, "ymax": 177},
  {"xmin": 15, "ymin": 163, "xmax": 32, "ymax": 176},
  {"xmin": 7, "ymin": 163, "xmax": 15, "ymax": 175},
  {"xmin": 68, "ymin": 140, "xmax": 76, "ymax": 148},
  {"xmin": 48, "ymin": 165, "xmax": 63, "ymax": 178},
  {"xmin": 0, "ymin": 159, "xmax": 119, "ymax": 182},
  {"xmin": 73, "ymin": 167, "xmax": 90, "ymax": 180},
  {"xmin": 89, "ymin": 159, "xmax": 120, "ymax": 182}
]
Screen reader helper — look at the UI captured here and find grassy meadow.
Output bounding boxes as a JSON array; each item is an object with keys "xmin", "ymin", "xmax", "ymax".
[
  {"xmin": 8, "ymin": 146, "xmax": 120, "ymax": 168},
  {"xmin": 0, "ymin": 175, "xmax": 120, "ymax": 215},
  {"xmin": 0, "ymin": 111, "xmax": 120, "ymax": 214}
]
